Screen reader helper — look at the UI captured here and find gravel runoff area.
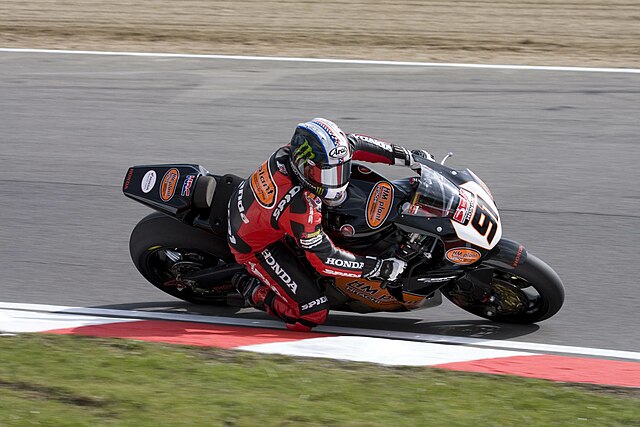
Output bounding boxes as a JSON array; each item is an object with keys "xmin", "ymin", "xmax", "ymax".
[{"xmin": 1, "ymin": 0, "xmax": 639, "ymax": 67}]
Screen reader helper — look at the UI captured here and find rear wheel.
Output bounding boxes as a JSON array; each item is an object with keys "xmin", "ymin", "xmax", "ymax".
[
  {"xmin": 129, "ymin": 213, "xmax": 240, "ymax": 304},
  {"xmin": 441, "ymin": 253, "xmax": 564, "ymax": 323}
]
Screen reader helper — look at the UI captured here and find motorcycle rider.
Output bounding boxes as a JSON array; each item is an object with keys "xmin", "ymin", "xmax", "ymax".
[{"xmin": 227, "ymin": 118, "xmax": 432, "ymax": 331}]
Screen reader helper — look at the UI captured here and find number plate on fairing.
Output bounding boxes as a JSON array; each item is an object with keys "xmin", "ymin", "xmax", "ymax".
[{"xmin": 450, "ymin": 181, "xmax": 502, "ymax": 250}]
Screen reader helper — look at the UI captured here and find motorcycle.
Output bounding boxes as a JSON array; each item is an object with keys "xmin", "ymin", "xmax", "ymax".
[{"xmin": 123, "ymin": 154, "xmax": 564, "ymax": 323}]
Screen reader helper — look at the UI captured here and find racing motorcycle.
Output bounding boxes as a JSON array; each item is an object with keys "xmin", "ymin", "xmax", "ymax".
[{"xmin": 123, "ymin": 154, "xmax": 564, "ymax": 323}]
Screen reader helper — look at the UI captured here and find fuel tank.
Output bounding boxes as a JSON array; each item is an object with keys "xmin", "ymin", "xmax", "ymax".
[{"xmin": 323, "ymin": 164, "xmax": 411, "ymax": 255}]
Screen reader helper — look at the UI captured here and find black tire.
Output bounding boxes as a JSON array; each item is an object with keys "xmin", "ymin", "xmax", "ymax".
[
  {"xmin": 129, "ymin": 212, "xmax": 239, "ymax": 304},
  {"xmin": 442, "ymin": 253, "xmax": 565, "ymax": 323}
]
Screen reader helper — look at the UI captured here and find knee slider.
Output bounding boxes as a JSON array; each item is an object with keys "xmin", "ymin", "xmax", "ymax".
[{"xmin": 296, "ymin": 309, "xmax": 328, "ymax": 330}]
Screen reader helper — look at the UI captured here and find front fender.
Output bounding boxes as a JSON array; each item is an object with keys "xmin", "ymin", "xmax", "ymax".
[{"xmin": 481, "ymin": 238, "xmax": 527, "ymax": 271}]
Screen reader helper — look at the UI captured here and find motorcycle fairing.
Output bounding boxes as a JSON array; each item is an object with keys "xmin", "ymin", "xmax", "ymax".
[
  {"xmin": 397, "ymin": 162, "xmax": 502, "ymax": 253},
  {"xmin": 450, "ymin": 181, "xmax": 502, "ymax": 250},
  {"xmin": 333, "ymin": 277, "xmax": 431, "ymax": 311},
  {"xmin": 123, "ymin": 164, "xmax": 210, "ymax": 219},
  {"xmin": 323, "ymin": 163, "xmax": 408, "ymax": 241}
]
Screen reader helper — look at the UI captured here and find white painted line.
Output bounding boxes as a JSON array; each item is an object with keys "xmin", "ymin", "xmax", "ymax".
[
  {"xmin": 0, "ymin": 309, "xmax": 135, "ymax": 333},
  {"xmin": 1, "ymin": 48, "xmax": 639, "ymax": 74},
  {"xmin": 0, "ymin": 302, "xmax": 286, "ymax": 329},
  {"xmin": 2, "ymin": 302, "xmax": 639, "ymax": 361},
  {"xmin": 239, "ymin": 336, "xmax": 533, "ymax": 366}
]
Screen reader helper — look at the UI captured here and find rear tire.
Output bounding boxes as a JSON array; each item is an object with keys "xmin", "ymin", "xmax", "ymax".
[
  {"xmin": 129, "ymin": 213, "xmax": 238, "ymax": 304},
  {"xmin": 442, "ymin": 253, "xmax": 565, "ymax": 323}
]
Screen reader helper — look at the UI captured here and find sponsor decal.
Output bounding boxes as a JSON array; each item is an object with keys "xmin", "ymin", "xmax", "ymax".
[
  {"xmin": 350, "ymin": 281, "xmax": 378, "ymax": 296},
  {"xmin": 329, "ymin": 146, "xmax": 348, "ymax": 159},
  {"xmin": 340, "ymin": 224, "xmax": 355, "ymax": 237},
  {"xmin": 325, "ymin": 257, "xmax": 364, "ymax": 270},
  {"xmin": 276, "ymin": 160, "xmax": 289, "ymax": 175},
  {"xmin": 303, "ymin": 191, "xmax": 321, "ymax": 224},
  {"xmin": 301, "ymin": 228, "xmax": 322, "ymax": 239},
  {"xmin": 445, "ymin": 247, "xmax": 481, "ymax": 265},
  {"xmin": 513, "ymin": 245, "xmax": 525, "ymax": 268},
  {"xmin": 181, "ymin": 174, "xmax": 195, "ymax": 197},
  {"xmin": 123, "ymin": 168, "xmax": 134, "ymax": 191},
  {"xmin": 307, "ymin": 197, "xmax": 315, "ymax": 223},
  {"xmin": 324, "ymin": 269, "xmax": 360, "ymax": 278},
  {"xmin": 248, "ymin": 262, "xmax": 282, "ymax": 298},
  {"xmin": 209, "ymin": 283, "xmax": 235, "ymax": 293},
  {"xmin": 140, "ymin": 170, "xmax": 156, "ymax": 193},
  {"xmin": 236, "ymin": 180, "xmax": 249, "ymax": 224},
  {"xmin": 301, "ymin": 296, "xmax": 328, "ymax": 311},
  {"xmin": 300, "ymin": 234, "xmax": 323, "ymax": 249},
  {"xmin": 293, "ymin": 139, "xmax": 316, "ymax": 163},
  {"xmin": 453, "ymin": 189, "xmax": 475, "ymax": 225},
  {"xmin": 417, "ymin": 276, "xmax": 459, "ymax": 283},
  {"xmin": 354, "ymin": 134, "xmax": 392, "ymax": 152},
  {"xmin": 160, "ymin": 168, "xmax": 180, "ymax": 202},
  {"xmin": 250, "ymin": 161, "xmax": 277, "ymax": 209},
  {"xmin": 247, "ymin": 261, "xmax": 269, "ymax": 285},
  {"xmin": 272, "ymin": 185, "xmax": 301, "ymax": 222},
  {"xmin": 345, "ymin": 280, "xmax": 397, "ymax": 304},
  {"xmin": 309, "ymin": 184, "xmax": 327, "ymax": 197},
  {"xmin": 306, "ymin": 192, "xmax": 322, "ymax": 211},
  {"xmin": 334, "ymin": 278, "xmax": 426, "ymax": 309},
  {"xmin": 366, "ymin": 181, "xmax": 394, "ymax": 229},
  {"xmin": 262, "ymin": 249, "xmax": 298, "ymax": 294}
]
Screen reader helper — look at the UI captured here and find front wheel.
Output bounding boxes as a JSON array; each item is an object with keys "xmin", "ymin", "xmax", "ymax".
[
  {"xmin": 441, "ymin": 253, "xmax": 565, "ymax": 323},
  {"xmin": 129, "ymin": 213, "xmax": 239, "ymax": 304}
]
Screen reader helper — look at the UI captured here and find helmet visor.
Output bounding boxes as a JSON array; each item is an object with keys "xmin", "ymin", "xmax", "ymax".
[{"xmin": 304, "ymin": 161, "xmax": 351, "ymax": 189}]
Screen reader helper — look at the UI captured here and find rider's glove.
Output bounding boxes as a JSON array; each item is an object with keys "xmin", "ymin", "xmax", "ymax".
[
  {"xmin": 392, "ymin": 146, "xmax": 435, "ymax": 170},
  {"xmin": 411, "ymin": 149, "xmax": 435, "ymax": 164},
  {"xmin": 363, "ymin": 257, "xmax": 407, "ymax": 282}
]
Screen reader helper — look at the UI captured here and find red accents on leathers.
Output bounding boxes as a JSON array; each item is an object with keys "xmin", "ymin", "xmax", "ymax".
[
  {"xmin": 352, "ymin": 151, "xmax": 393, "ymax": 165},
  {"xmin": 227, "ymin": 136, "xmax": 410, "ymax": 331}
]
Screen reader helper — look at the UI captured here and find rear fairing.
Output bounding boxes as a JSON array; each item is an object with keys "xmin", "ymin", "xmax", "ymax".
[{"xmin": 123, "ymin": 164, "xmax": 210, "ymax": 220}]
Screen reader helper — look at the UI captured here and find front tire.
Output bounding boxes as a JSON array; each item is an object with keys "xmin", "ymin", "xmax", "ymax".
[
  {"xmin": 129, "ymin": 213, "xmax": 238, "ymax": 304},
  {"xmin": 442, "ymin": 253, "xmax": 565, "ymax": 323}
]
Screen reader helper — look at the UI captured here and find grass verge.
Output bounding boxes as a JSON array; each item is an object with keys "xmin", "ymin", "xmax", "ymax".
[
  {"xmin": 0, "ymin": 334, "xmax": 637, "ymax": 426},
  {"xmin": 1, "ymin": 1, "xmax": 639, "ymax": 67}
]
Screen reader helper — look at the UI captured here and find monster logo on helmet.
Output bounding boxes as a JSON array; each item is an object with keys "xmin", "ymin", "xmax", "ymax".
[
  {"xmin": 289, "ymin": 118, "xmax": 351, "ymax": 206},
  {"xmin": 293, "ymin": 139, "xmax": 316, "ymax": 163}
]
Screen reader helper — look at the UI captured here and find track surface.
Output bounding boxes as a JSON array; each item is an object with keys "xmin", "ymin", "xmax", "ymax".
[{"xmin": 1, "ymin": 52, "xmax": 639, "ymax": 352}]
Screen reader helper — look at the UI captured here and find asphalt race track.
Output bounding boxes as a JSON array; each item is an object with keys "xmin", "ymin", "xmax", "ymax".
[{"xmin": 1, "ymin": 51, "xmax": 639, "ymax": 353}]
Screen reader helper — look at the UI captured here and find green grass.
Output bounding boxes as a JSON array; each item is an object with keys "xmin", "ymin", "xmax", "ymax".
[{"xmin": 0, "ymin": 335, "xmax": 637, "ymax": 426}]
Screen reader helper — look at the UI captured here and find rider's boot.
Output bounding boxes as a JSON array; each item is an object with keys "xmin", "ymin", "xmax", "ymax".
[{"xmin": 232, "ymin": 272, "xmax": 266, "ymax": 310}]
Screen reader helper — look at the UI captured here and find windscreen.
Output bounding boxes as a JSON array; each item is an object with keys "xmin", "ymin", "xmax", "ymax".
[{"xmin": 401, "ymin": 165, "xmax": 460, "ymax": 218}]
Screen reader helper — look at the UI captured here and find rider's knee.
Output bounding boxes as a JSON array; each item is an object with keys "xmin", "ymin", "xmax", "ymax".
[{"xmin": 285, "ymin": 304, "xmax": 329, "ymax": 332}]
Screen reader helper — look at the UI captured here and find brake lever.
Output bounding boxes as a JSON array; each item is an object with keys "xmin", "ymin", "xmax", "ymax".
[{"xmin": 441, "ymin": 152, "xmax": 454, "ymax": 165}]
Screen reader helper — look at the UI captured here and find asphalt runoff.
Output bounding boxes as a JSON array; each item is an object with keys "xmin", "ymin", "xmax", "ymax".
[{"xmin": 1, "ymin": 51, "xmax": 638, "ymax": 352}]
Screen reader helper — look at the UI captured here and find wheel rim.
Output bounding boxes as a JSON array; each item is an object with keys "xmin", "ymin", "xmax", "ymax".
[
  {"xmin": 486, "ymin": 271, "xmax": 543, "ymax": 317},
  {"xmin": 445, "ymin": 269, "xmax": 545, "ymax": 319},
  {"xmin": 145, "ymin": 247, "xmax": 233, "ymax": 298}
]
